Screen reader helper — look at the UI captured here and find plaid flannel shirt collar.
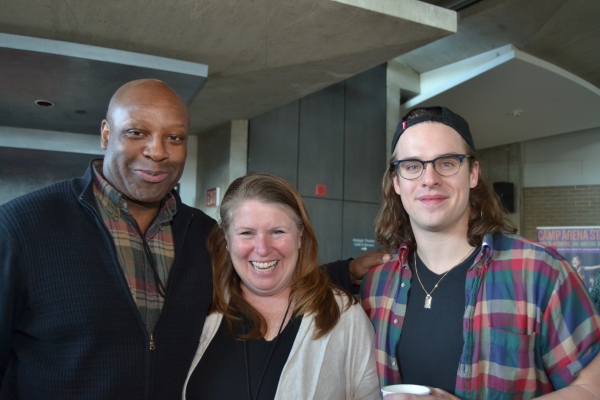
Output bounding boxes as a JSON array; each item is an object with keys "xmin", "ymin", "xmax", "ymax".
[
  {"xmin": 398, "ymin": 233, "xmax": 493, "ymax": 270},
  {"xmin": 91, "ymin": 160, "xmax": 177, "ymax": 226}
]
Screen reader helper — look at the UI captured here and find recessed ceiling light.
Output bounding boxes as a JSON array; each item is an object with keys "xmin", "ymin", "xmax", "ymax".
[
  {"xmin": 510, "ymin": 109, "xmax": 523, "ymax": 117},
  {"xmin": 35, "ymin": 100, "xmax": 54, "ymax": 107}
]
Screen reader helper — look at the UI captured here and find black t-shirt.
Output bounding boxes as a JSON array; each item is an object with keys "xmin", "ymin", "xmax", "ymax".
[
  {"xmin": 186, "ymin": 314, "xmax": 302, "ymax": 400},
  {"xmin": 396, "ymin": 247, "xmax": 479, "ymax": 394}
]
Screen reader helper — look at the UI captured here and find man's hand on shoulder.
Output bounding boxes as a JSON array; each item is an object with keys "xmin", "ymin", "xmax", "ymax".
[{"xmin": 349, "ymin": 247, "xmax": 393, "ymax": 285}]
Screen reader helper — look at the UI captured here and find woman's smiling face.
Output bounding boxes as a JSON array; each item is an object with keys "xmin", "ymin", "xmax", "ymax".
[{"xmin": 225, "ymin": 200, "xmax": 302, "ymax": 298}]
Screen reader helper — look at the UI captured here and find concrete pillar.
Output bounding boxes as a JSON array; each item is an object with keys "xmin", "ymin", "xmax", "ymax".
[
  {"xmin": 386, "ymin": 59, "xmax": 420, "ymax": 157},
  {"xmin": 229, "ymin": 119, "xmax": 248, "ymax": 183},
  {"xmin": 196, "ymin": 119, "xmax": 249, "ymax": 220},
  {"xmin": 179, "ymin": 134, "xmax": 198, "ymax": 207}
]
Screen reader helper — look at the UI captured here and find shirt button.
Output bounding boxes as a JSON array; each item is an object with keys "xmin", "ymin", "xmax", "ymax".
[
  {"xmin": 394, "ymin": 319, "xmax": 398, "ymax": 324},
  {"xmin": 401, "ymin": 282, "xmax": 406, "ymax": 287},
  {"xmin": 392, "ymin": 361, "xmax": 396, "ymax": 366}
]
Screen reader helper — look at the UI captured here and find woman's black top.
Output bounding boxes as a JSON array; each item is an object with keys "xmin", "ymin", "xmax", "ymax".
[{"xmin": 186, "ymin": 314, "xmax": 302, "ymax": 400}]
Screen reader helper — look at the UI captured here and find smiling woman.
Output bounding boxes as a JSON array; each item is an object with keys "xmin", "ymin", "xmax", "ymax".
[
  {"xmin": 226, "ymin": 200, "xmax": 301, "ymax": 305},
  {"xmin": 182, "ymin": 173, "xmax": 380, "ymax": 400}
]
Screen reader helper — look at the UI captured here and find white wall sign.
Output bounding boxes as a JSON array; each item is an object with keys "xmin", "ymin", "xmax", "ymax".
[{"xmin": 352, "ymin": 238, "xmax": 376, "ymax": 252}]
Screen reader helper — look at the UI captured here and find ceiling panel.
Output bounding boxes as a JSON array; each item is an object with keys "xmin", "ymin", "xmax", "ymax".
[
  {"xmin": 0, "ymin": 0, "xmax": 456, "ymax": 134},
  {"xmin": 402, "ymin": 46, "xmax": 600, "ymax": 149},
  {"xmin": 0, "ymin": 33, "xmax": 207, "ymax": 135}
]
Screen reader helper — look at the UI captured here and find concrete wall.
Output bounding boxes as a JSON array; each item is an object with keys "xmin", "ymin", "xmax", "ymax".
[
  {"xmin": 0, "ymin": 126, "xmax": 199, "ymax": 208},
  {"xmin": 520, "ymin": 126, "xmax": 600, "ymax": 239},
  {"xmin": 196, "ymin": 120, "xmax": 247, "ymax": 220},
  {"xmin": 522, "ymin": 185, "xmax": 600, "ymax": 240},
  {"xmin": 0, "ymin": 146, "xmax": 97, "ymax": 205},
  {"xmin": 523, "ymin": 126, "xmax": 600, "ymax": 187},
  {"xmin": 247, "ymin": 64, "xmax": 387, "ymax": 262},
  {"xmin": 196, "ymin": 123, "xmax": 231, "ymax": 221},
  {"xmin": 473, "ymin": 127, "xmax": 600, "ymax": 240},
  {"xmin": 0, "ymin": 127, "xmax": 103, "ymax": 206},
  {"xmin": 477, "ymin": 143, "xmax": 522, "ymax": 233}
]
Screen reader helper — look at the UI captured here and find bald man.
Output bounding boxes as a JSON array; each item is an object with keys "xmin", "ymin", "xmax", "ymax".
[
  {"xmin": 0, "ymin": 80, "xmax": 216, "ymax": 399},
  {"xmin": 0, "ymin": 79, "xmax": 386, "ymax": 399}
]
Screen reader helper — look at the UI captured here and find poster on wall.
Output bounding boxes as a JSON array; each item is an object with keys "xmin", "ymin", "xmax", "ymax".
[{"xmin": 537, "ymin": 226, "xmax": 600, "ymax": 292}]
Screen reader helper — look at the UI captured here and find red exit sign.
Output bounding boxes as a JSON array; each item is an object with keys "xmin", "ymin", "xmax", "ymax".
[{"xmin": 315, "ymin": 184, "xmax": 326, "ymax": 197}]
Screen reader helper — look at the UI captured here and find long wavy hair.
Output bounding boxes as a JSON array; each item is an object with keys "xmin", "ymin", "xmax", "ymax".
[
  {"xmin": 375, "ymin": 109, "xmax": 516, "ymax": 251},
  {"xmin": 207, "ymin": 172, "xmax": 354, "ymax": 340}
]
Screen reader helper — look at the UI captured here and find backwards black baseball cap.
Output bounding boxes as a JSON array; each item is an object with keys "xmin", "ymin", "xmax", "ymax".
[{"xmin": 391, "ymin": 106, "xmax": 476, "ymax": 154}]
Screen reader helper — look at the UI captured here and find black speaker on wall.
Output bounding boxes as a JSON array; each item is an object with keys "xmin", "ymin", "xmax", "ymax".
[{"xmin": 493, "ymin": 182, "xmax": 514, "ymax": 213}]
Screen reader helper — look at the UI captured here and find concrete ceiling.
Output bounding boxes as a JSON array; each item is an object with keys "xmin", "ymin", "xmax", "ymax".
[
  {"xmin": 409, "ymin": 0, "xmax": 600, "ymax": 88},
  {"xmin": 402, "ymin": 45, "xmax": 600, "ymax": 149},
  {"xmin": 2, "ymin": 0, "xmax": 599, "ymax": 148},
  {"xmin": 0, "ymin": 33, "xmax": 208, "ymax": 134},
  {"xmin": 401, "ymin": 0, "xmax": 600, "ymax": 148},
  {"xmin": 0, "ymin": 0, "xmax": 455, "ymax": 135}
]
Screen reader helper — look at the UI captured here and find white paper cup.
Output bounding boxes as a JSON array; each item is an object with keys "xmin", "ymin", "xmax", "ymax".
[{"xmin": 381, "ymin": 384, "xmax": 431, "ymax": 396}]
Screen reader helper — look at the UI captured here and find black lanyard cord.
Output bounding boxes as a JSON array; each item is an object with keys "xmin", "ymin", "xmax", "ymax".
[
  {"xmin": 244, "ymin": 297, "xmax": 293, "ymax": 400},
  {"xmin": 141, "ymin": 237, "xmax": 167, "ymax": 298},
  {"xmin": 133, "ymin": 223, "xmax": 167, "ymax": 299}
]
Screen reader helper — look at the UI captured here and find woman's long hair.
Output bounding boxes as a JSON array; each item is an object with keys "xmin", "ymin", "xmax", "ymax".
[
  {"xmin": 375, "ymin": 110, "xmax": 516, "ymax": 251},
  {"xmin": 207, "ymin": 172, "xmax": 354, "ymax": 340}
]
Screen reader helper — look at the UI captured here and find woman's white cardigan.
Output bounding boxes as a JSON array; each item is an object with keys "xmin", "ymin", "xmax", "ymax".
[{"xmin": 183, "ymin": 293, "xmax": 380, "ymax": 399}]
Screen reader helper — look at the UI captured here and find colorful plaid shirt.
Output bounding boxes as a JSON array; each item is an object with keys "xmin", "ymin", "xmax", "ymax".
[
  {"xmin": 92, "ymin": 161, "xmax": 176, "ymax": 333},
  {"xmin": 361, "ymin": 232, "xmax": 600, "ymax": 399}
]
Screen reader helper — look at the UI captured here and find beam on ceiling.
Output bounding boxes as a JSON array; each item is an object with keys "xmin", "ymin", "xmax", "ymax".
[{"xmin": 331, "ymin": 0, "xmax": 457, "ymax": 32}]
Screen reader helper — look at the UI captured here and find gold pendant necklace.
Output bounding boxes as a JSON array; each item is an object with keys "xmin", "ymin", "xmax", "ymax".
[{"xmin": 414, "ymin": 248, "xmax": 473, "ymax": 309}]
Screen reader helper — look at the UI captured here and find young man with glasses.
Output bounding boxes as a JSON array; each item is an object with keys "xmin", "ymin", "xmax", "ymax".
[{"xmin": 361, "ymin": 106, "xmax": 600, "ymax": 399}]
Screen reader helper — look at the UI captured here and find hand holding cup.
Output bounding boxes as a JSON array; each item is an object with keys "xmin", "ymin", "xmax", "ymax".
[{"xmin": 382, "ymin": 385, "xmax": 460, "ymax": 399}]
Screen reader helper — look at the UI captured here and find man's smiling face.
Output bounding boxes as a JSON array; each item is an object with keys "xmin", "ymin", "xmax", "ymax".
[
  {"xmin": 392, "ymin": 122, "xmax": 479, "ymax": 237},
  {"xmin": 100, "ymin": 80, "xmax": 189, "ymax": 207}
]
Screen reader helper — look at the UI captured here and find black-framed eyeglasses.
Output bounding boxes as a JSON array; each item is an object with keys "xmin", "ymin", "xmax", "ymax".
[{"xmin": 390, "ymin": 154, "xmax": 472, "ymax": 180}]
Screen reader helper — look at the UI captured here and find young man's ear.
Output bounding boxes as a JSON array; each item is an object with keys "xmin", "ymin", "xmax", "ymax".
[
  {"xmin": 392, "ymin": 173, "xmax": 402, "ymax": 196},
  {"xmin": 469, "ymin": 160, "xmax": 480, "ymax": 189}
]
